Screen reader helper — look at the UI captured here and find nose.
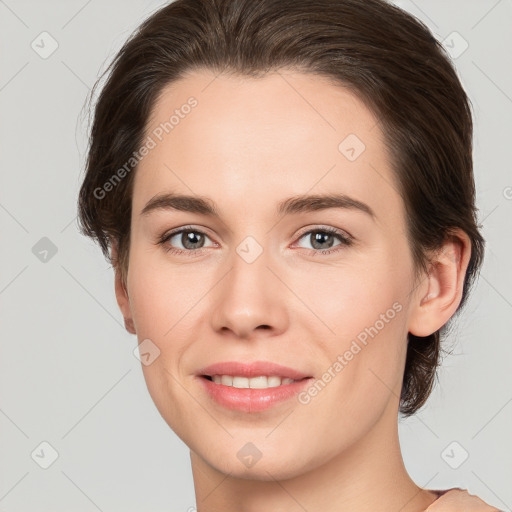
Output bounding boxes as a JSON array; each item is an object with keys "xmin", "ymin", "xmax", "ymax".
[{"xmin": 209, "ymin": 245, "xmax": 289, "ymax": 340}]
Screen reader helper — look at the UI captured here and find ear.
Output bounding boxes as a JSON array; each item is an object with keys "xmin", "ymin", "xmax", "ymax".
[
  {"xmin": 408, "ymin": 229, "xmax": 472, "ymax": 337},
  {"xmin": 111, "ymin": 240, "xmax": 136, "ymax": 335}
]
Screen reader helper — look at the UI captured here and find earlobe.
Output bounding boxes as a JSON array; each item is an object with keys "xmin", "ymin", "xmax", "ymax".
[
  {"xmin": 408, "ymin": 230, "xmax": 471, "ymax": 337},
  {"xmin": 111, "ymin": 240, "xmax": 136, "ymax": 335}
]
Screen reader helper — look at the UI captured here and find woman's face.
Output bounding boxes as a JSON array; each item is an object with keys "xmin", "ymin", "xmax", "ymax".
[{"xmin": 118, "ymin": 69, "xmax": 426, "ymax": 480}]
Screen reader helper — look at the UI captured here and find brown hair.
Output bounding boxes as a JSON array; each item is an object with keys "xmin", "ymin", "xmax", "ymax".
[{"xmin": 78, "ymin": 0, "xmax": 484, "ymax": 416}]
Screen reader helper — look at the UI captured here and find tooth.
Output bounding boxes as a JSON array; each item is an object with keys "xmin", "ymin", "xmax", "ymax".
[
  {"xmin": 220, "ymin": 375, "xmax": 233, "ymax": 386},
  {"xmin": 249, "ymin": 376, "xmax": 269, "ymax": 389},
  {"xmin": 267, "ymin": 376, "xmax": 282, "ymax": 387},
  {"xmin": 209, "ymin": 375, "xmax": 299, "ymax": 388},
  {"xmin": 232, "ymin": 376, "xmax": 250, "ymax": 388}
]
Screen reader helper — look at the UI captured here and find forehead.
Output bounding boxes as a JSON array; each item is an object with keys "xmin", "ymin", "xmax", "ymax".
[{"xmin": 133, "ymin": 69, "xmax": 402, "ymax": 227}]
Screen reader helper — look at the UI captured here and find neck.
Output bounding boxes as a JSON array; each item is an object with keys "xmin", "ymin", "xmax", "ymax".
[{"xmin": 189, "ymin": 403, "xmax": 439, "ymax": 512}]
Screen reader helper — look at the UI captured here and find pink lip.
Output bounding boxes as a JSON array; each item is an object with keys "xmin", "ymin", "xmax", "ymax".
[
  {"xmin": 195, "ymin": 361, "xmax": 314, "ymax": 413},
  {"xmin": 196, "ymin": 361, "xmax": 311, "ymax": 380}
]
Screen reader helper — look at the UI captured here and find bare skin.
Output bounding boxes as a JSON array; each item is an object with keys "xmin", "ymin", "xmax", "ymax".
[{"xmin": 112, "ymin": 69, "xmax": 471, "ymax": 511}]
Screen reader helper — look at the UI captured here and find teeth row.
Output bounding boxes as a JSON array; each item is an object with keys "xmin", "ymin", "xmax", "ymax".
[{"xmin": 211, "ymin": 375, "xmax": 296, "ymax": 388}]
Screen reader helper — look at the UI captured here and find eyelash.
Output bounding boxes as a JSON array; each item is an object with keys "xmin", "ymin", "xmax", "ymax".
[{"xmin": 157, "ymin": 225, "xmax": 353, "ymax": 257}]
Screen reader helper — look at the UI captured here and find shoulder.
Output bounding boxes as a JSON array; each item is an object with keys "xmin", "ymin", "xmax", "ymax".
[{"xmin": 425, "ymin": 488, "xmax": 503, "ymax": 511}]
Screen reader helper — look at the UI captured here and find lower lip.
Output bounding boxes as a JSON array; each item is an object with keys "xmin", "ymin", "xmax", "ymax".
[{"xmin": 197, "ymin": 376, "xmax": 314, "ymax": 412}]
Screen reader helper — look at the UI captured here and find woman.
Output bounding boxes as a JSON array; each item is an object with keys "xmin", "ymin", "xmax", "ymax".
[{"xmin": 78, "ymin": 0, "xmax": 499, "ymax": 509}]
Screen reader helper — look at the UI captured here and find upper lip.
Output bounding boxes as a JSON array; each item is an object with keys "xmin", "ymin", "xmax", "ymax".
[{"xmin": 197, "ymin": 361, "xmax": 312, "ymax": 380}]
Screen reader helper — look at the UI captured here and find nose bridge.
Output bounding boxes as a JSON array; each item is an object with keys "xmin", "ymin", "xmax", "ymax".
[{"xmin": 209, "ymin": 234, "xmax": 288, "ymax": 337}]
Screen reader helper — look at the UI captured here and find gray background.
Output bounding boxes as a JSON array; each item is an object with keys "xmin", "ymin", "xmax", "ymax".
[{"xmin": 0, "ymin": 0, "xmax": 511, "ymax": 510}]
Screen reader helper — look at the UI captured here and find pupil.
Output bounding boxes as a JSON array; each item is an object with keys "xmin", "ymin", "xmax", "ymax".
[
  {"xmin": 184, "ymin": 231, "xmax": 203, "ymax": 249},
  {"xmin": 313, "ymin": 232, "xmax": 333, "ymax": 250}
]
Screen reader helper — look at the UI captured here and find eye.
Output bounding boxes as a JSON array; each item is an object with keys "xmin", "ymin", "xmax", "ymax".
[
  {"xmin": 294, "ymin": 226, "xmax": 353, "ymax": 255},
  {"xmin": 158, "ymin": 225, "xmax": 353, "ymax": 257},
  {"xmin": 158, "ymin": 226, "xmax": 216, "ymax": 255}
]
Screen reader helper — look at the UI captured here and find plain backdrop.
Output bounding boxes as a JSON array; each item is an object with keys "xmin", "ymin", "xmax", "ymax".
[{"xmin": 0, "ymin": 0, "xmax": 511, "ymax": 511}]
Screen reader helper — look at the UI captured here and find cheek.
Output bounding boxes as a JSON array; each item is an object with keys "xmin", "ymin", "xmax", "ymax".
[
  {"xmin": 127, "ymin": 249, "xmax": 203, "ymax": 339},
  {"xmin": 306, "ymin": 257, "xmax": 410, "ymax": 406},
  {"xmin": 297, "ymin": 256, "xmax": 404, "ymax": 333},
  {"xmin": 126, "ymin": 255, "xmax": 192, "ymax": 394},
  {"xmin": 126, "ymin": 256, "xmax": 200, "ymax": 437}
]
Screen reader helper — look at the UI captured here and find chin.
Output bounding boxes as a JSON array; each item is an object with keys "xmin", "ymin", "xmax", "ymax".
[
  {"xmin": 218, "ymin": 459, "xmax": 307, "ymax": 482},
  {"xmin": 196, "ymin": 440, "xmax": 315, "ymax": 482}
]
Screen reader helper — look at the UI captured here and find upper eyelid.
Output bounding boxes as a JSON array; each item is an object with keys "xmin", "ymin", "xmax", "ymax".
[
  {"xmin": 163, "ymin": 225, "xmax": 216, "ymax": 242},
  {"xmin": 294, "ymin": 225, "xmax": 352, "ymax": 240}
]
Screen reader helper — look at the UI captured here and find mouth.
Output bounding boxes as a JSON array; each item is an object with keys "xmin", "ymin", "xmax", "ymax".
[{"xmin": 195, "ymin": 361, "xmax": 314, "ymax": 412}]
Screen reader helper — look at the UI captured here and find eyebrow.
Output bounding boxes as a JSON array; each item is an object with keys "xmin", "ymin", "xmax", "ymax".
[{"xmin": 140, "ymin": 192, "xmax": 376, "ymax": 219}]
